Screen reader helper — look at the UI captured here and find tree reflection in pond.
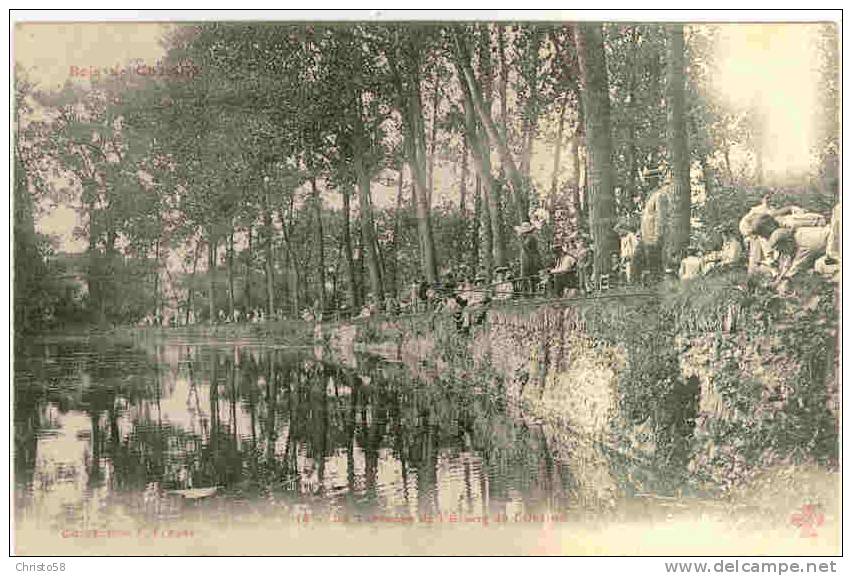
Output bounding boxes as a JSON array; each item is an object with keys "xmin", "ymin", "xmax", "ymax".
[{"xmin": 14, "ymin": 336, "xmax": 628, "ymax": 531}]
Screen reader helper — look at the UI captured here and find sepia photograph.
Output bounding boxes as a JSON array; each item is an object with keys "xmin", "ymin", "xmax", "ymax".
[{"xmin": 10, "ymin": 10, "xmax": 842, "ymax": 558}]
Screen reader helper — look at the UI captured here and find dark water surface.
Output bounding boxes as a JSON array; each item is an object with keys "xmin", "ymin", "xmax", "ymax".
[
  {"xmin": 13, "ymin": 332, "xmax": 643, "ymax": 534},
  {"xmin": 13, "ymin": 333, "xmax": 841, "ymax": 555}
]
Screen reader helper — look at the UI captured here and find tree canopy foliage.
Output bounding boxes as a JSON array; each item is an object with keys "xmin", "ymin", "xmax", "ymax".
[{"xmin": 13, "ymin": 22, "xmax": 839, "ymax": 330}]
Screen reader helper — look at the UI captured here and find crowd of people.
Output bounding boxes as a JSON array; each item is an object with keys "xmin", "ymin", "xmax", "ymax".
[
  {"xmin": 739, "ymin": 195, "xmax": 841, "ymax": 291},
  {"xmin": 349, "ymin": 178, "xmax": 840, "ymax": 323},
  {"xmin": 139, "ymin": 306, "xmax": 290, "ymax": 327},
  {"xmin": 140, "ymin": 172, "xmax": 840, "ymax": 330},
  {"xmin": 608, "ymin": 170, "xmax": 840, "ymax": 295}
]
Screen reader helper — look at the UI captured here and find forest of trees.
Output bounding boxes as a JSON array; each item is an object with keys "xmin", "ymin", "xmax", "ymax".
[{"xmin": 13, "ymin": 22, "xmax": 839, "ymax": 331}]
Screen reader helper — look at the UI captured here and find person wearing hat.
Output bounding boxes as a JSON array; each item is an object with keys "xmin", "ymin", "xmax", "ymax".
[
  {"xmin": 463, "ymin": 274, "xmax": 490, "ymax": 328},
  {"xmin": 614, "ymin": 220, "xmax": 640, "ymax": 285},
  {"xmin": 467, "ymin": 275, "xmax": 488, "ymax": 307},
  {"xmin": 679, "ymin": 246, "xmax": 704, "ymax": 280},
  {"xmin": 701, "ymin": 229, "xmax": 744, "ymax": 275},
  {"xmin": 412, "ymin": 276, "xmax": 428, "ymax": 312},
  {"xmin": 639, "ymin": 167, "xmax": 672, "ymax": 279},
  {"xmin": 384, "ymin": 293, "xmax": 400, "ymax": 316},
  {"xmin": 458, "ymin": 277, "xmax": 474, "ymax": 305},
  {"xmin": 550, "ymin": 244, "xmax": 578, "ymax": 297},
  {"xmin": 515, "ymin": 221, "xmax": 542, "ymax": 295}
]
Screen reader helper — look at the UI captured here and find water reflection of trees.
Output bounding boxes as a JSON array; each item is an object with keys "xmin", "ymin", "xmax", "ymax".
[{"xmin": 16, "ymin": 339, "xmax": 609, "ymax": 522}]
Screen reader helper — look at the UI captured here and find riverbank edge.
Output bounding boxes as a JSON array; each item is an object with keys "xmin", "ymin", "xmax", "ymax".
[
  {"xmin": 321, "ymin": 274, "xmax": 839, "ymax": 494},
  {"xmin": 19, "ymin": 318, "xmax": 318, "ymax": 347}
]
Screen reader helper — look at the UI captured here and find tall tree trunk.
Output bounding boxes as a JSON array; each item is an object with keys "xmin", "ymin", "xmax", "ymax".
[
  {"xmin": 389, "ymin": 170, "xmax": 405, "ymax": 294},
  {"xmin": 665, "ymin": 24, "xmax": 691, "ymax": 266},
  {"xmin": 625, "ymin": 29, "xmax": 639, "ymax": 212},
  {"xmin": 185, "ymin": 237, "xmax": 201, "ymax": 325},
  {"xmin": 754, "ymin": 147, "xmax": 764, "ymax": 186},
  {"xmin": 574, "ymin": 23, "xmax": 619, "ymax": 278},
  {"xmin": 551, "ymin": 26, "xmax": 585, "ymax": 221},
  {"xmin": 311, "ymin": 178, "xmax": 326, "ymax": 313},
  {"xmin": 469, "ymin": 173, "xmax": 481, "ymax": 275},
  {"xmin": 262, "ymin": 188, "xmax": 275, "ymax": 317},
  {"xmin": 278, "ymin": 203, "xmax": 299, "ymax": 316},
  {"xmin": 355, "ymin": 233, "xmax": 365, "ymax": 305},
  {"xmin": 208, "ymin": 233, "xmax": 217, "ymax": 322},
  {"xmin": 519, "ymin": 29, "xmax": 542, "ymax": 181},
  {"xmin": 570, "ymin": 128, "xmax": 582, "ymax": 195},
  {"xmin": 245, "ymin": 225, "xmax": 253, "ymax": 313},
  {"xmin": 459, "ymin": 136, "xmax": 469, "ymax": 212},
  {"xmin": 625, "ymin": 118, "xmax": 638, "ymax": 210},
  {"xmin": 153, "ymin": 238, "xmax": 161, "ymax": 316},
  {"xmin": 404, "ymin": 70, "xmax": 440, "ymax": 284},
  {"xmin": 455, "ymin": 46, "xmax": 507, "ymax": 268},
  {"xmin": 86, "ymin": 197, "xmax": 99, "ymax": 322},
  {"xmin": 427, "ymin": 71, "xmax": 441, "ymax": 205},
  {"xmin": 352, "ymin": 102, "xmax": 384, "ymax": 299},
  {"xmin": 227, "ymin": 228, "xmax": 235, "ymax": 318},
  {"xmin": 699, "ymin": 154, "xmax": 714, "ymax": 197},
  {"xmin": 456, "ymin": 28, "xmax": 541, "ymax": 287},
  {"xmin": 478, "ymin": 176, "xmax": 493, "ymax": 279},
  {"xmin": 550, "ymin": 97, "xmax": 568, "ymax": 199},
  {"xmin": 497, "ymin": 24, "xmax": 510, "ymax": 134},
  {"xmin": 454, "ymin": 32, "xmax": 529, "ymax": 225},
  {"xmin": 722, "ymin": 141, "xmax": 734, "ymax": 186},
  {"xmin": 341, "ymin": 184, "xmax": 359, "ymax": 309}
]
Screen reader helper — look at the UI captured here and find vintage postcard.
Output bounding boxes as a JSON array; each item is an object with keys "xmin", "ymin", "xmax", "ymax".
[{"xmin": 10, "ymin": 10, "xmax": 842, "ymax": 559}]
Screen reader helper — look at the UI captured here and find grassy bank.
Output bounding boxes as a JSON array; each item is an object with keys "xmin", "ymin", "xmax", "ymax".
[{"xmin": 328, "ymin": 272, "xmax": 839, "ymax": 494}]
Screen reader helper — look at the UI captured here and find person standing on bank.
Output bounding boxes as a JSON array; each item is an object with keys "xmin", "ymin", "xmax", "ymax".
[
  {"xmin": 515, "ymin": 221, "xmax": 542, "ymax": 294},
  {"xmin": 639, "ymin": 166, "xmax": 673, "ymax": 280}
]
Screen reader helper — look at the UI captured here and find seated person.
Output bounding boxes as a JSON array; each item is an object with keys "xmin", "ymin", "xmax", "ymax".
[
  {"xmin": 494, "ymin": 267, "xmax": 514, "ymax": 300},
  {"xmin": 445, "ymin": 293, "xmax": 468, "ymax": 331},
  {"xmin": 720, "ymin": 233, "xmax": 744, "ymax": 264},
  {"xmin": 609, "ymin": 253, "xmax": 622, "ymax": 287},
  {"xmin": 357, "ymin": 305, "xmax": 371, "ymax": 319},
  {"xmin": 412, "ymin": 279, "xmax": 428, "ymax": 312},
  {"xmin": 384, "ymin": 295, "xmax": 400, "ymax": 315},
  {"xmin": 466, "ymin": 276, "xmax": 487, "ymax": 307},
  {"xmin": 537, "ymin": 269, "xmax": 551, "ymax": 295},
  {"xmin": 679, "ymin": 249, "xmax": 704, "ymax": 280},
  {"xmin": 463, "ymin": 276, "xmax": 491, "ymax": 326},
  {"xmin": 550, "ymin": 245, "xmax": 580, "ymax": 297},
  {"xmin": 357, "ymin": 293, "xmax": 380, "ymax": 318},
  {"xmin": 814, "ymin": 203, "xmax": 840, "ymax": 282},
  {"xmin": 410, "ymin": 281, "xmax": 422, "ymax": 312},
  {"xmin": 444, "ymin": 293, "xmax": 460, "ymax": 310},
  {"xmin": 814, "ymin": 254, "xmax": 839, "ymax": 282},
  {"xmin": 458, "ymin": 279, "xmax": 475, "ymax": 304},
  {"xmin": 703, "ymin": 231, "xmax": 744, "ymax": 274},
  {"xmin": 426, "ymin": 285, "xmax": 443, "ymax": 310}
]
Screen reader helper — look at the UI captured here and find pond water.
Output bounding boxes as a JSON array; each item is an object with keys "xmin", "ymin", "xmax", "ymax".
[
  {"xmin": 13, "ymin": 332, "xmax": 836, "ymax": 555},
  {"xmin": 15, "ymin": 334, "xmax": 613, "ymax": 527}
]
